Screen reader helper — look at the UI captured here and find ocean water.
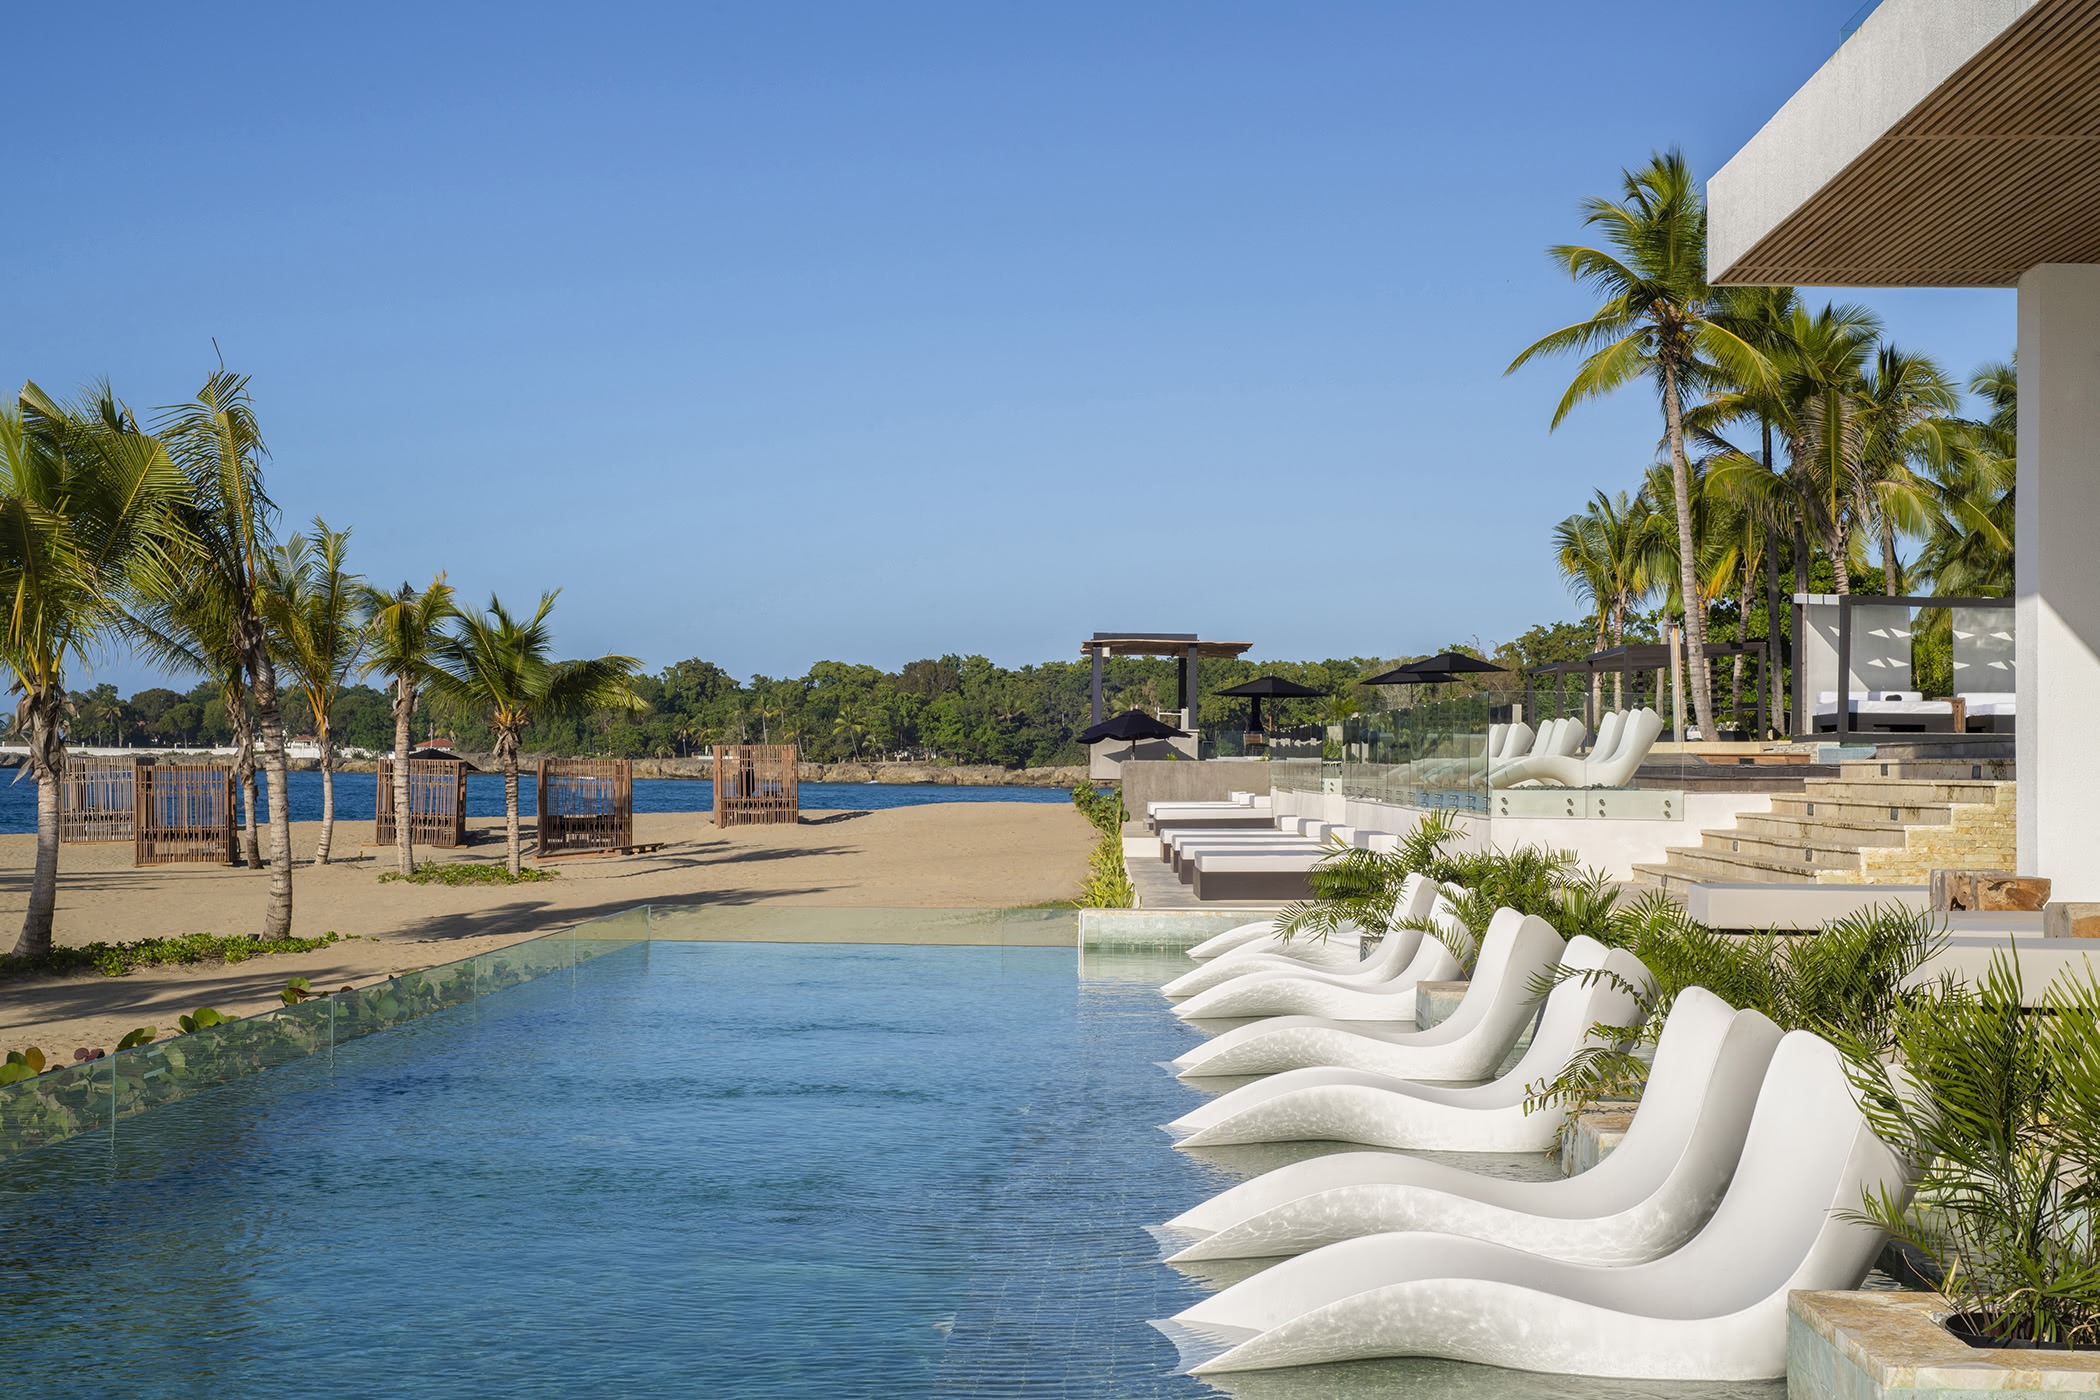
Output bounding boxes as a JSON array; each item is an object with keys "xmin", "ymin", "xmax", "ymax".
[
  {"xmin": 0, "ymin": 767, "xmax": 1065, "ymax": 835},
  {"xmin": 0, "ymin": 940, "xmax": 1780, "ymax": 1399}
]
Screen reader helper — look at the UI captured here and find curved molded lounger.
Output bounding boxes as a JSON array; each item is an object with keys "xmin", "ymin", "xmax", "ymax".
[
  {"xmin": 1163, "ymin": 989, "xmax": 1784, "ymax": 1264},
  {"xmin": 1161, "ymin": 877, "xmax": 1437, "ymax": 999},
  {"xmin": 1163, "ymin": 1031, "xmax": 1906, "ymax": 1381},
  {"xmin": 1170, "ymin": 910, "xmax": 1553, "ymax": 1074},
  {"xmin": 1169, "ymin": 897, "xmax": 1527, "ymax": 1025},
  {"xmin": 1501, "ymin": 708, "xmax": 1665, "ymax": 790},
  {"xmin": 1166, "ymin": 938, "xmax": 1649, "ymax": 1150}
]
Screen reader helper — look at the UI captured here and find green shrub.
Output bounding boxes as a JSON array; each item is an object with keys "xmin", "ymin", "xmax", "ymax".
[
  {"xmin": 1846, "ymin": 953, "xmax": 2100, "ymax": 1347},
  {"xmin": 378, "ymin": 861, "xmax": 557, "ymax": 886},
  {"xmin": 0, "ymin": 930, "xmax": 345, "ymax": 980},
  {"xmin": 1071, "ymin": 784, "xmax": 1133, "ymax": 908}
]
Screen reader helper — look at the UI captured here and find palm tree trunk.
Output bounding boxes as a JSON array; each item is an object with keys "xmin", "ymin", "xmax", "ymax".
[
  {"xmin": 392, "ymin": 676, "xmax": 415, "ymax": 876},
  {"xmin": 1831, "ymin": 516, "xmax": 1852, "ymax": 596},
  {"xmin": 1590, "ymin": 619, "xmax": 1605, "ymax": 725},
  {"xmin": 239, "ymin": 751, "xmax": 260, "ymax": 870},
  {"xmin": 316, "ymin": 723, "xmax": 336, "ymax": 865},
  {"xmin": 1611, "ymin": 606, "xmax": 1627, "ymax": 709},
  {"xmin": 1880, "ymin": 517, "xmax": 1902, "ymax": 596},
  {"xmin": 246, "ymin": 635, "xmax": 295, "ymax": 939},
  {"xmin": 12, "ymin": 691, "xmax": 64, "ymax": 958},
  {"xmin": 1766, "ymin": 523, "xmax": 1786, "ymax": 736},
  {"xmin": 1732, "ymin": 555, "xmax": 1752, "ymax": 731},
  {"xmin": 503, "ymin": 752, "xmax": 522, "ymax": 877},
  {"xmin": 1659, "ymin": 355, "xmax": 1717, "ymax": 738}
]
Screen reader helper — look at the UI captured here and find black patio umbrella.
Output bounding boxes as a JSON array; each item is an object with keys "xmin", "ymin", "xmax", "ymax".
[
  {"xmin": 406, "ymin": 746, "xmax": 481, "ymax": 771},
  {"xmin": 1365, "ymin": 669, "xmax": 1461, "ymax": 687},
  {"xmin": 1077, "ymin": 709, "xmax": 1189, "ymax": 761},
  {"xmin": 1364, "ymin": 653, "xmax": 1508, "ymax": 686},
  {"xmin": 1215, "ymin": 676, "xmax": 1326, "ymax": 733}
]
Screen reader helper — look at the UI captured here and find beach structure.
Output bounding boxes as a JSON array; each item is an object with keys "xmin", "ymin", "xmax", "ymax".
[
  {"xmin": 59, "ymin": 753, "xmax": 150, "ymax": 843},
  {"xmin": 1707, "ymin": 0, "xmax": 2093, "ymax": 909},
  {"xmin": 711, "ymin": 744, "xmax": 799, "ymax": 827},
  {"xmin": 1079, "ymin": 632, "xmax": 1249, "ymax": 777},
  {"xmin": 536, "ymin": 758, "xmax": 634, "ymax": 855},
  {"xmin": 132, "ymin": 762, "xmax": 238, "ymax": 866},
  {"xmin": 374, "ymin": 755, "xmax": 471, "ymax": 848}
]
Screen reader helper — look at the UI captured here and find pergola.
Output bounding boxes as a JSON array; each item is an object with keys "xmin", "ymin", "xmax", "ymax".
[
  {"xmin": 1709, "ymin": 0, "xmax": 2100, "ymax": 895},
  {"xmin": 1080, "ymin": 632, "xmax": 1252, "ymax": 729}
]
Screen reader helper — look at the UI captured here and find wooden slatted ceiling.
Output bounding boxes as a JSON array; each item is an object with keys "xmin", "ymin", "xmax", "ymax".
[{"xmin": 1720, "ymin": 0, "xmax": 2100, "ymax": 287}]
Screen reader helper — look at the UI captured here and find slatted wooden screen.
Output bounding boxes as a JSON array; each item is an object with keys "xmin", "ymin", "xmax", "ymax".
[
  {"xmin": 61, "ymin": 754, "xmax": 151, "ymax": 843},
  {"xmin": 712, "ymin": 744, "xmax": 799, "ymax": 827},
  {"xmin": 374, "ymin": 758, "xmax": 470, "ymax": 847},
  {"xmin": 134, "ymin": 764, "xmax": 237, "ymax": 866},
  {"xmin": 535, "ymin": 758, "xmax": 633, "ymax": 856}
]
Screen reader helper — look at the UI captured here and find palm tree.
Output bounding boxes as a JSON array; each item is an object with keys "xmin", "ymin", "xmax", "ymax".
[
  {"xmin": 428, "ymin": 592, "xmax": 644, "ymax": 875},
  {"xmin": 1854, "ymin": 344, "xmax": 1959, "ymax": 594},
  {"xmin": 1553, "ymin": 507, "xmax": 1615, "ymax": 720},
  {"xmin": 262, "ymin": 519, "xmax": 365, "ymax": 864},
  {"xmin": 154, "ymin": 370, "xmax": 298, "ymax": 936},
  {"xmin": 1557, "ymin": 489, "xmax": 1666, "ymax": 710},
  {"xmin": 361, "ymin": 575, "xmax": 457, "ymax": 875},
  {"xmin": 1, "ymin": 382, "xmax": 186, "ymax": 957},
  {"xmin": 1914, "ymin": 361, "xmax": 2016, "ymax": 598},
  {"xmin": 1509, "ymin": 149, "xmax": 1773, "ymax": 740},
  {"xmin": 832, "ymin": 702, "xmax": 866, "ymax": 760}
]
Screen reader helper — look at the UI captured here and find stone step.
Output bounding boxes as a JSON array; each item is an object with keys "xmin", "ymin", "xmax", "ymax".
[
  {"xmin": 1655, "ymin": 844, "xmax": 1825, "ymax": 885},
  {"xmin": 1801, "ymin": 778, "xmax": 2006, "ymax": 805},
  {"xmin": 1769, "ymin": 795, "xmax": 1955, "ymax": 826},
  {"xmin": 1697, "ymin": 829, "xmax": 1871, "ymax": 871},
  {"xmin": 1839, "ymin": 757, "xmax": 2016, "ymax": 782},
  {"xmin": 1731, "ymin": 812, "xmax": 1914, "ymax": 848}
]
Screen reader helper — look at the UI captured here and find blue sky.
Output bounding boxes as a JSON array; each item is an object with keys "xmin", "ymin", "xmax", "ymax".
[{"xmin": 3, "ymin": 1, "xmax": 2012, "ymax": 691}]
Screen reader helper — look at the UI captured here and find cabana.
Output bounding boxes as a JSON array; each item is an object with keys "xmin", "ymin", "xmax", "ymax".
[
  {"xmin": 375, "ymin": 756, "xmax": 471, "ymax": 848},
  {"xmin": 133, "ymin": 763, "xmax": 237, "ymax": 866},
  {"xmin": 712, "ymin": 744, "xmax": 799, "ymax": 827},
  {"xmin": 535, "ymin": 758, "xmax": 634, "ymax": 856},
  {"xmin": 61, "ymin": 754, "xmax": 151, "ymax": 843}
]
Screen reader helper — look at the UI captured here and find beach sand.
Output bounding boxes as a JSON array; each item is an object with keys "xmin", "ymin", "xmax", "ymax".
[{"xmin": 0, "ymin": 802, "xmax": 1093, "ymax": 1057}]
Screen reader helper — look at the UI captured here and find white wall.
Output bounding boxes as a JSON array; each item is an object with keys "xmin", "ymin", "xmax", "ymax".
[{"xmin": 2016, "ymin": 264, "xmax": 2100, "ymax": 900}]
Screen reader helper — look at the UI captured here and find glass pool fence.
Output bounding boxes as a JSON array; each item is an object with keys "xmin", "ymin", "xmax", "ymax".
[{"xmin": 0, "ymin": 905, "xmax": 653, "ymax": 1161}]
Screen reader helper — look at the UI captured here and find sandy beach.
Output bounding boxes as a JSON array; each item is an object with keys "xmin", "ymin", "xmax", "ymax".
[{"xmin": 0, "ymin": 802, "xmax": 1093, "ymax": 1057}]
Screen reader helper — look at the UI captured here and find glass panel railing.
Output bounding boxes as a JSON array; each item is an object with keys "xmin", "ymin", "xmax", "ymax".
[
  {"xmin": 643, "ymin": 905, "xmax": 1077, "ymax": 946},
  {"xmin": 0, "ymin": 906, "xmax": 654, "ymax": 1162},
  {"xmin": 1341, "ymin": 689, "xmax": 1492, "ymax": 814}
]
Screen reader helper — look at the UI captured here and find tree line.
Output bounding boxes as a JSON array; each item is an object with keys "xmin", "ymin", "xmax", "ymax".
[
  {"xmin": 2, "ymin": 373, "xmax": 641, "ymax": 958},
  {"xmin": 1519, "ymin": 149, "xmax": 2013, "ymax": 735}
]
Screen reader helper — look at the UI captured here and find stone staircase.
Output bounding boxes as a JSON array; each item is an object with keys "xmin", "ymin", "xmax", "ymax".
[{"xmin": 1630, "ymin": 758, "xmax": 2015, "ymax": 898}]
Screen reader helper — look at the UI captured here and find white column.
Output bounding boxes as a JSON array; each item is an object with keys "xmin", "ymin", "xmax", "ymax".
[{"xmin": 2016, "ymin": 265, "xmax": 2100, "ymax": 898}]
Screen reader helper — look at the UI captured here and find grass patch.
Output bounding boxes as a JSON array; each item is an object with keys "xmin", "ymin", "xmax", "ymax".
[
  {"xmin": 378, "ymin": 861, "xmax": 558, "ymax": 887},
  {"xmin": 0, "ymin": 931, "xmax": 347, "ymax": 980}
]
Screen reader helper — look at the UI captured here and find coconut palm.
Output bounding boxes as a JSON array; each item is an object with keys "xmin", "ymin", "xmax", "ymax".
[
  {"xmin": 262, "ymin": 520, "xmax": 365, "ymax": 864},
  {"xmin": 1854, "ymin": 344, "xmax": 1960, "ymax": 594},
  {"xmin": 1555, "ymin": 489, "xmax": 1665, "ymax": 711},
  {"xmin": 427, "ymin": 592, "xmax": 645, "ymax": 875},
  {"xmin": 1915, "ymin": 361, "xmax": 2016, "ymax": 598},
  {"xmin": 361, "ymin": 575, "xmax": 457, "ymax": 875},
  {"xmin": 153, "ymin": 371, "xmax": 299, "ymax": 935},
  {"xmin": 1509, "ymin": 149, "xmax": 1773, "ymax": 741},
  {"xmin": 0, "ymin": 382, "xmax": 187, "ymax": 957}
]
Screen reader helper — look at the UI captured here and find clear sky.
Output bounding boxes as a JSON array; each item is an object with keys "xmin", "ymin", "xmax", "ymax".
[{"xmin": 4, "ymin": 1, "xmax": 2013, "ymax": 692}]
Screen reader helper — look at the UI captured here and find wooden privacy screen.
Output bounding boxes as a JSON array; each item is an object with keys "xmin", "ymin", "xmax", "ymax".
[
  {"xmin": 374, "ymin": 758, "xmax": 470, "ymax": 847},
  {"xmin": 536, "ymin": 758, "xmax": 633, "ymax": 856},
  {"xmin": 61, "ymin": 754, "xmax": 152, "ymax": 843},
  {"xmin": 712, "ymin": 744, "xmax": 798, "ymax": 827},
  {"xmin": 134, "ymin": 764, "xmax": 237, "ymax": 866}
]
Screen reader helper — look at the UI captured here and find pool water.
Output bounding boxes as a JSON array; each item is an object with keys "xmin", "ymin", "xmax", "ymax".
[{"xmin": 0, "ymin": 942, "xmax": 1785, "ymax": 1399}]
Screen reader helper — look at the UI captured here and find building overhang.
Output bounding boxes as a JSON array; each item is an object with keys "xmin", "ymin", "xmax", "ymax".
[{"xmin": 1709, "ymin": 0, "xmax": 2100, "ymax": 288}]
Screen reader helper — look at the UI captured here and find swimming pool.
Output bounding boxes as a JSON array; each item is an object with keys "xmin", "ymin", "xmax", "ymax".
[{"xmin": 0, "ymin": 935, "xmax": 1783, "ymax": 1398}]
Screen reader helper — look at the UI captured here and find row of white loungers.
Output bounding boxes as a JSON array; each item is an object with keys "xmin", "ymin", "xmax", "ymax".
[
  {"xmin": 1145, "ymin": 790, "xmax": 1276, "ymax": 833},
  {"xmin": 1159, "ymin": 817, "xmax": 1392, "ymax": 902},
  {"xmin": 1150, "ymin": 878, "xmax": 1908, "ymax": 1382}
]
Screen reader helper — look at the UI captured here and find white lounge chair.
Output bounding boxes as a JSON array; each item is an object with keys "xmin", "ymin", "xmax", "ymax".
[
  {"xmin": 1491, "ymin": 707, "xmax": 1662, "ymax": 790},
  {"xmin": 1165, "ymin": 937, "xmax": 1650, "ymax": 1151},
  {"xmin": 1171, "ymin": 909, "xmax": 1561, "ymax": 1085},
  {"xmin": 1160, "ymin": 1030, "xmax": 1908, "ymax": 1382},
  {"xmin": 1162, "ymin": 988, "xmax": 1785, "ymax": 1265},
  {"xmin": 1160, "ymin": 875, "xmax": 1439, "ymax": 999}
]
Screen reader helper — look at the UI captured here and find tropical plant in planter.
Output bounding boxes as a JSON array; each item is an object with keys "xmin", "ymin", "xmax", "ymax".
[{"xmin": 1843, "ymin": 952, "xmax": 2100, "ymax": 1349}]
